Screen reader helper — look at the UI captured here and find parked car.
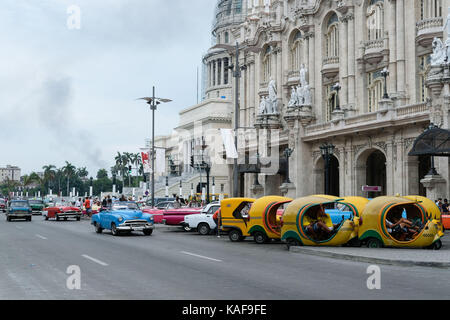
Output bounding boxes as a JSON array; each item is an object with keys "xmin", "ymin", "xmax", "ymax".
[
  {"xmin": 43, "ymin": 204, "xmax": 82, "ymax": 221},
  {"xmin": 0, "ymin": 198, "xmax": 6, "ymax": 213},
  {"xmin": 182, "ymin": 202, "xmax": 221, "ymax": 235},
  {"xmin": 162, "ymin": 205, "xmax": 203, "ymax": 231},
  {"xmin": 28, "ymin": 199, "xmax": 46, "ymax": 215},
  {"xmin": 91, "ymin": 201, "xmax": 154, "ymax": 236},
  {"xmin": 146, "ymin": 197, "xmax": 175, "ymax": 207},
  {"xmin": 6, "ymin": 200, "xmax": 32, "ymax": 222}
]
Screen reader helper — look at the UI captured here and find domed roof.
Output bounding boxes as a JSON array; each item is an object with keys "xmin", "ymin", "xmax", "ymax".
[{"xmin": 212, "ymin": 0, "xmax": 247, "ymax": 35}]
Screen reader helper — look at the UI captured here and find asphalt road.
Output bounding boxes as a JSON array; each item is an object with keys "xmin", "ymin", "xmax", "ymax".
[{"xmin": 1, "ymin": 215, "xmax": 450, "ymax": 300}]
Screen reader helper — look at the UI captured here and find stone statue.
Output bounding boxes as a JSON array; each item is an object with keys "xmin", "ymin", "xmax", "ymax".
[
  {"xmin": 267, "ymin": 79, "xmax": 279, "ymax": 114},
  {"xmin": 288, "ymin": 87, "xmax": 298, "ymax": 107},
  {"xmin": 303, "ymin": 84, "xmax": 312, "ymax": 106},
  {"xmin": 431, "ymin": 37, "xmax": 447, "ymax": 66},
  {"xmin": 296, "ymin": 85, "xmax": 304, "ymax": 105},
  {"xmin": 299, "ymin": 64, "xmax": 308, "ymax": 87},
  {"xmin": 259, "ymin": 96, "xmax": 267, "ymax": 115}
]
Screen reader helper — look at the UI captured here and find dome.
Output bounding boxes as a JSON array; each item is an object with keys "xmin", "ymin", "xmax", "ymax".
[{"xmin": 212, "ymin": 0, "xmax": 247, "ymax": 36}]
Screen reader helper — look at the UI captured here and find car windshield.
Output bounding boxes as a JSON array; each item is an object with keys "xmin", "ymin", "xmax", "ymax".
[
  {"xmin": 11, "ymin": 202, "xmax": 29, "ymax": 208},
  {"xmin": 112, "ymin": 202, "xmax": 139, "ymax": 211}
]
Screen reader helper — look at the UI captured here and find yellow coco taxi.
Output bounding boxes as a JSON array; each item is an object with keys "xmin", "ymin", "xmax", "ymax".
[
  {"xmin": 403, "ymin": 195, "xmax": 445, "ymax": 239},
  {"xmin": 281, "ymin": 196, "xmax": 364, "ymax": 248},
  {"xmin": 220, "ymin": 196, "xmax": 292, "ymax": 244},
  {"xmin": 358, "ymin": 196, "xmax": 443, "ymax": 249}
]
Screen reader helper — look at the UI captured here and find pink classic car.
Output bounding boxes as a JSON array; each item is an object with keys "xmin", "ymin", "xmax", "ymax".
[{"xmin": 143, "ymin": 201, "xmax": 202, "ymax": 230}]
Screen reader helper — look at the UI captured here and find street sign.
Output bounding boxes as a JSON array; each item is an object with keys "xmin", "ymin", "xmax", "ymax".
[{"xmin": 362, "ymin": 185, "xmax": 382, "ymax": 192}]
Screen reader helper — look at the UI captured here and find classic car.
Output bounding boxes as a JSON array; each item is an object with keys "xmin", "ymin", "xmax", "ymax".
[
  {"xmin": 0, "ymin": 198, "xmax": 6, "ymax": 212},
  {"xmin": 43, "ymin": 204, "xmax": 82, "ymax": 221},
  {"xmin": 162, "ymin": 205, "xmax": 203, "ymax": 231},
  {"xmin": 146, "ymin": 197, "xmax": 176, "ymax": 207},
  {"xmin": 142, "ymin": 201, "xmax": 180, "ymax": 224},
  {"xmin": 182, "ymin": 202, "xmax": 221, "ymax": 235},
  {"xmin": 91, "ymin": 201, "xmax": 154, "ymax": 236},
  {"xmin": 6, "ymin": 200, "xmax": 33, "ymax": 222},
  {"xmin": 28, "ymin": 199, "xmax": 46, "ymax": 215}
]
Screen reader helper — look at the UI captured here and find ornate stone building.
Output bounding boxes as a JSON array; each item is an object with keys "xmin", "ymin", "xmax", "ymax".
[{"xmin": 206, "ymin": 0, "xmax": 450, "ymax": 199}]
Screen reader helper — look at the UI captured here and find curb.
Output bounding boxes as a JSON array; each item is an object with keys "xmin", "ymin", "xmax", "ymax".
[{"xmin": 289, "ymin": 247, "xmax": 450, "ymax": 269}]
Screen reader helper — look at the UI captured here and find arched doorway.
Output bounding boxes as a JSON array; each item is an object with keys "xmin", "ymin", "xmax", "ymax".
[
  {"xmin": 366, "ymin": 150, "xmax": 387, "ymax": 198},
  {"xmin": 314, "ymin": 155, "xmax": 340, "ymax": 196}
]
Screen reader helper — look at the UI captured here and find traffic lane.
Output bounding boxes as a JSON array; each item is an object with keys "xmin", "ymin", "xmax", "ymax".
[{"xmin": 2, "ymin": 218, "xmax": 450, "ymax": 299}]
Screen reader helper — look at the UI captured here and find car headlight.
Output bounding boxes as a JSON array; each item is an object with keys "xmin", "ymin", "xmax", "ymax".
[{"xmin": 118, "ymin": 217, "xmax": 123, "ymax": 222}]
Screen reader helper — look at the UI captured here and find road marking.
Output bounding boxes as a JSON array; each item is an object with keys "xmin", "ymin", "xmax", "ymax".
[
  {"xmin": 82, "ymin": 254, "xmax": 109, "ymax": 266},
  {"xmin": 180, "ymin": 251, "xmax": 223, "ymax": 262},
  {"xmin": 35, "ymin": 234, "xmax": 47, "ymax": 240}
]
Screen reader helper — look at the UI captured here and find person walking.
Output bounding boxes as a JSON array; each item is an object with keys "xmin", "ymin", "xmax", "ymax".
[{"xmin": 84, "ymin": 197, "xmax": 92, "ymax": 217}]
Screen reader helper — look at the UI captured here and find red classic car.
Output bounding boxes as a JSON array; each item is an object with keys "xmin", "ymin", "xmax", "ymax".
[
  {"xmin": 143, "ymin": 201, "xmax": 202, "ymax": 229},
  {"xmin": 0, "ymin": 199, "xmax": 6, "ymax": 212},
  {"xmin": 43, "ymin": 205, "xmax": 82, "ymax": 221}
]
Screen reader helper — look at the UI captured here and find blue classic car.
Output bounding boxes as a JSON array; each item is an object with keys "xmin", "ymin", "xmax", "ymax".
[
  {"xmin": 6, "ymin": 200, "xmax": 33, "ymax": 222},
  {"xmin": 91, "ymin": 202, "xmax": 155, "ymax": 236}
]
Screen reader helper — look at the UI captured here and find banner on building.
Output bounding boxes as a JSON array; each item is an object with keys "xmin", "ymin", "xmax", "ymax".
[
  {"xmin": 141, "ymin": 151, "xmax": 152, "ymax": 174},
  {"xmin": 220, "ymin": 128, "xmax": 238, "ymax": 159}
]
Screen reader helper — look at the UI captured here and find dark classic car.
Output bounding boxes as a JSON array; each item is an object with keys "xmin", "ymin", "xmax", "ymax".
[
  {"xmin": 6, "ymin": 200, "xmax": 33, "ymax": 222},
  {"xmin": 28, "ymin": 199, "xmax": 46, "ymax": 215},
  {"xmin": 91, "ymin": 202, "xmax": 154, "ymax": 236}
]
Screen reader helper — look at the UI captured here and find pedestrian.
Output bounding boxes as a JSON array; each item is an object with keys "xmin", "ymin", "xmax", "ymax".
[
  {"xmin": 84, "ymin": 197, "xmax": 92, "ymax": 217},
  {"xmin": 436, "ymin": 198, "xmax": 443, "ymax": 213},
  {"xmin": 443, "ymin": 199, "xmax": 449, "ymax": 214},
  {"xmin": 102, "ymin": 197, "xmax": 107, "ymax": 208},
  {"xmin": 107, "ymin": 195, "xmax": 112, "ymax": 209}
]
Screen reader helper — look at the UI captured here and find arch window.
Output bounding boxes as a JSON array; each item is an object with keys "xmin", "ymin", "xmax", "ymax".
[
  {"xmin": 224, "ymin": 31, "xmax": 229, "ymax": 44},
  {"xmin": 419, "ymin": 55, "xmax": 431, "ymax": 102},
  {"xmin": 224, "ymin": 58, "xmax": 229, "ymax": 85},
  {"xmin": 367, "ymin": 70, "xmax": 384, "ymax": 113},
  {"xmin": 420, "ymin": 0, "xmax": 442, "ymax": 19},
  {"xmin": 325, "ymin": 84, "xmax": 338, "ymax": 122},
  {"xmin": 325, "ymin": 13, "xmax": 339, "ymax": 59},
  {"xmin": 290, "ymin": 30, "xmax": 303, "ymax": 72},
  {"xmin": 367, "ymin": 0, "xmax": 384, "ymax": 41},
  {"xmin": 262, "ymin": 46, "xmax": 272, "ymax": 83}
]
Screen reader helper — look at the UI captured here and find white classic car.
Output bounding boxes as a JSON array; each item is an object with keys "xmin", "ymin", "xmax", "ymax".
[{"xmin": 182, "ymin": 202, "xmax": 221, "ymax": 235}]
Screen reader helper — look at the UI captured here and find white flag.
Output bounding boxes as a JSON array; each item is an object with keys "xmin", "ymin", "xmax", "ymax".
[
  {"xmin": 155, "ymin": 148, "xmax": 166, "ymax": 174},
  {"xmin": 220, "ymin": 129, "xmax": 238, "ymax": 159}
]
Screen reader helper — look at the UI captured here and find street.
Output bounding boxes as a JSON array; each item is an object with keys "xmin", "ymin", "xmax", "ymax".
[{"xmin": 1, "ymin": 216, "xmax": 449, "ymax": 300}]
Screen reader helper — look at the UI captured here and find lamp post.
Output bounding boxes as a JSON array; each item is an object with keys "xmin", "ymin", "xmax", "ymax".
[
  {"xmin": 283, "ymin": 148, "xmax": 293, "ymax": 184},
  {"xmin": 211, "ymin": 42, "xmax": 262, "ymax": 197},
  {"xmin": 427, "ymin": 123, "xmax": 439, "ymax": 176},
  {"xmin": 381, "ymin": 67, "xmax": 390, "ymax": 99},
  {"xmin": 320, "ymin": 143, "xmax": 335, "ymax": 195},
  {"xmin": 332, "ymin": 83, "xmax": 341, "ymax": 111},
  {"xmin": 138, "ymin": 87, "xmax": 172, "ymax": 208}
]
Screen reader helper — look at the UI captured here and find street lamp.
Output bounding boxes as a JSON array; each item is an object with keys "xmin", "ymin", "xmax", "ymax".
[
  {"xmin": 332, "ymin": 83, "xmax": 341, "ymax": 111},
  {"xmin": 211, "ymin": 42, "xmax": 263, "ymax": 197},
  {"xmin": 320, "ymin": 143, "xmax": 335, "ymax": 195},
  {"xmin": 138, "ymin": 87, "xmax": 172, "ymax": 208},
  {"xmin": 283, "ymin": 148, "xmax": 293, "ymax": 184},
  {"xmin": 427, "ymin": 123, "xmax": 439, "ymax": 176},
  {"xmin": 381, "ymin": 67, "xmax": 390, "ymax": 99}
]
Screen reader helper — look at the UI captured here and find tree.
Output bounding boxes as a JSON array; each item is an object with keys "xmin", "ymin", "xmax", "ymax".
[{"xmin": 62, "ymin": 161, "xmax": 76, "ymax": 196}]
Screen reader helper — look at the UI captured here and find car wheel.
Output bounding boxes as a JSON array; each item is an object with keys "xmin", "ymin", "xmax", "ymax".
[
  {"xmin": 76, "ymin": 217, "xmax": 81, "ymax": 221},
  {"xmin": 94, "ymin": 222, "xmax": 103, "ymax": 234},
  {"xmin": 6, "ymin": 216, "xmax": 10, "ymax": 222},
  {"xmin": 228, "ymin": 229, "xmax": 243, "ymax": 242},
  {"xmin": 143, "ymin": 229, "xmax": 153, "ymax": 236},
  {"xmin": 428, "ymin": 239, "xmax": 442, "ymax": 250},
  {"xmin": 366, "ymin": 238, "xmax": 383, "ymax": 248},
  {"xmin": 254, "ymin": 231, "xmax": 268, "ymax": 244},
  {"xmin": 198, "ymin": 223, "xmax": 211, "ymax": 236},
  {"xmin": 111, "ymin": 223, "xmax": 120, "ymax": 236}
]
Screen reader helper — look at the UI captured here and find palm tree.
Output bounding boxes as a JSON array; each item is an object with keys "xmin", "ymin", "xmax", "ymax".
[
  {"xmin": 42, "ymin": 165, "xmax": 56, "ymax": 193},
  {"xmin": 62, "ymin": 161, "xmax": 76, "ymax": 196},
  {"xmin": 77, "ymin": 167, "xmax": 89, "ymax": 181},
  {"xmin": 115, "ymin": 152, "xmax": 126, "ymax": 189}
]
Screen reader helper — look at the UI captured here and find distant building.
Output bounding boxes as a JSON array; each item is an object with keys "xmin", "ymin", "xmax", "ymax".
[{"xmin": 0, "ymin": 165, "xmax": 21, "ymax": 183}]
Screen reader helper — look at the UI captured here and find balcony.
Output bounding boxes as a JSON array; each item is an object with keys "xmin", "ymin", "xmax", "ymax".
[
  {"xmin": 321, "ymin": 56, "xmax": 339, "ymax": 79},
  {"xmin": 361, "ymin": 38, "xmax": 388, "ymax": 65},
  {"xmin": 416, "ymin": 17, "xmax": 443, "ymax": 47}
]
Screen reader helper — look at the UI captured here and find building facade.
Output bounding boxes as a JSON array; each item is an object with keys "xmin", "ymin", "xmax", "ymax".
[
  {"xmin": 0, "ymin": 165, "xmax": 21, "ymax": 183},
  {"xmin": 207, "ymin": 0, "xmax": 450, "ymax": 199}
]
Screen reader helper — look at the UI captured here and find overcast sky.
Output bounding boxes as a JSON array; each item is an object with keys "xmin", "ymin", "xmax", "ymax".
[{"xmin": 0, "ymin": 0, "xmax": 216, "ymax": 176}]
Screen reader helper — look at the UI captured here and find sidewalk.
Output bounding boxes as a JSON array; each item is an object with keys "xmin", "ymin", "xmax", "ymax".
[{"xmin": 289, "ymin": 236, "xmax": 450, "ymax": 268}]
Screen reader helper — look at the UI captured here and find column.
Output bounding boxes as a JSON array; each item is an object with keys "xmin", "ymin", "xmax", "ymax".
[
  {"xmin": 339, "ymin": 17, "xmax": 348, "ymax": 109},
  {"xmin": 249, "ymin": 62, "xmax": 256, "ymax": 124},
  {"xmin": 347, "ymin": 11, "xmax": 355, "ymax": 112},
  {"xmin": 396, "ymin": 0, "xmax": 406, "ymax": 98},
  {"xmin": 221, "ymin": 58, "xmax": 225, "ymax": 85},
  {"xmin": 387, "ymin": 0, "xmax": 397, "ymax": 95},
  {"xmin": 276, "ymin": 47, "xmax": 282, "ymax": 102},
  {"xmin": 307, "ymin": 31, "xmax": 315, "ymax": 107}
]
